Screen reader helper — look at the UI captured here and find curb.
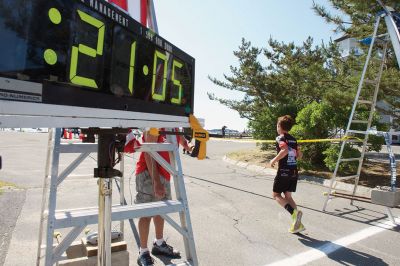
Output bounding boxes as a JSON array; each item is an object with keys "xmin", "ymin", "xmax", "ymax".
[
  {"xmin": 222, "ymin": 156, "xmax": 372, "ymax": 196},
  {"xmin": 366, "ymin": 152, "xmax": 400, "ymax": 160}
]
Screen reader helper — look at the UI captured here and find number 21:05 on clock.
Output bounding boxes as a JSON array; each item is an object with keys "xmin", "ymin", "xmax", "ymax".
[{"xmin": 0, "ymin": 0, "xmax": 195, "ymax": 117}]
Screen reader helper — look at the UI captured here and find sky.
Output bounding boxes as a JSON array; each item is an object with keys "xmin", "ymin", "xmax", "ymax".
[{"xmin": 153, "ymin": 0, "xmax": 340, "ymax": 131}]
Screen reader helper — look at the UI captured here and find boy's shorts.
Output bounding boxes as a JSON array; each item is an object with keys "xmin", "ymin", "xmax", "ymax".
[
  {"xmin": 273, "ymin": 168, "xmax": 298, "ymax": 193},
  {"xmin": 135, "ymin": 170, "xmax": 172, "ymax": 204}
]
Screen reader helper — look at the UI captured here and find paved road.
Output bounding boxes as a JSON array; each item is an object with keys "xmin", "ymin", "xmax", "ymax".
[
  {"xmin": 0, "ymin": 132, "xmax": 399, "ymax": 265},
  {"xmin": 0, "ymin": 190, "xmax": 25, "ymax": 266}
]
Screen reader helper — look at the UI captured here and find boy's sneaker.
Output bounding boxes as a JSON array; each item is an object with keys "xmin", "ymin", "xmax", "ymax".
[
  {"xmin": 291, "ymin": 209, "xmax": 303, "ymax": 230},
  {"xmin": 151, "ymin": 241, "xmax": 181, "ymax": 258},
  {"xmin": 137, "ymin": 251, "xmax": 154, "ymax": 266},
  {"xmin": 289, "ymin": 222, "xmax": 305, "ymax": 234}
]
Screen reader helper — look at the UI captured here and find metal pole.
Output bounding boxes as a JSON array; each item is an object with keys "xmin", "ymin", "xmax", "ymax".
[
  {"xmin": 148, "ymin": 0, "xmax": 159, "ymax": 33},
  {"xmin": 45, "ymin": 128, "xmax": 62, "ymax": 266},
  {"xmin": 97, "ymin": 134, "xmax": 114, "ymax": 266},
  {"xmin": 36, "ymin": 128, "xmax": 54, "ymax": 266},
  {"xmin": 119, "ymin": 155, "xmax": 125, "ymax": 239},
  {"xmin": 167, "ymin": 130, "xmax": 199, "ymax": 265},
  {"xmin": 383, "ymin": 132, "xmax": 397, "ymax": 191},
  {"xmin": 98, "ymin": 178, "xmax": 112, "ymax": 266}
]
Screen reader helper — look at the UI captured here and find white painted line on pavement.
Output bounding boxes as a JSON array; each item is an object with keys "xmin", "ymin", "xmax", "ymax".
[{"xmin": 266, "ymin": 218, "xmax": 400, "ymax": 266}]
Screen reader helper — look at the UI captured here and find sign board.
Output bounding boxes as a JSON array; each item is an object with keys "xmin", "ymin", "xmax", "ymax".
[{"xmin": 0, "ymin": 0, "xmax": 195, "ymax": 128}]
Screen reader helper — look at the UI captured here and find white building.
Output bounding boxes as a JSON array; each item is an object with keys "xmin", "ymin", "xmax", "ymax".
[{"xmin": 335, "ymin": 35, "xmax": 364, "ymax": 58}]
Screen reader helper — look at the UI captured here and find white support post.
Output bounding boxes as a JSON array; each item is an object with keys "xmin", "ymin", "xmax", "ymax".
[
  {"xmin": 167, "ymin": 131, "xmax": 198, "ymax": 266},
  {"xmin": 45, "ymin": 128, "xmax": 62, "ymax": 266},
  {"xmin": 119, "ymin": 155, "xmax": 125, "ymax": 240},
  {"xmin": 36, "ymin": 128, "xmax": 54, "ymax": 266}
]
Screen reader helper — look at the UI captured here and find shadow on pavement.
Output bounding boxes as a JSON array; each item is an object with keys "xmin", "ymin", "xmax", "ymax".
[{"xmin": 297, "ymin": 234, "xmax": 389, "ymax": 265}]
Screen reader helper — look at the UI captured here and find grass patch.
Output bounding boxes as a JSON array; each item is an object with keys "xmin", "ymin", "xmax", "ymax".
[
  {"xmin": 228, "ymin": 148, "xmax": 275, "ymax": 168},
  {"xmin": 227, "ymin": 148, "xmax": 400, "ymax": 188}
]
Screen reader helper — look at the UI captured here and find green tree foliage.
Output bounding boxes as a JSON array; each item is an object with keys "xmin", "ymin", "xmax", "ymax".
[
  {"xmin": 291, "ymin": 102, "xmax": 335, "ymax": 168},
  {"xmin": 323, "ymin": 144, "xmax": 361, "ymax": 173},
  {"xmin": 313, "ymin": 0, "xmax": 400, "ymax": 125},
  {"xmin": 208, "ymin": 37, "xmax": 355, "ymax": 140},
  {"xmin": 312, "ymin": 0, "xmax": 400, "ymax": 37},
  {"xmin": 209, "ymin": 37, "xmax": 364, "ymax": 166}
]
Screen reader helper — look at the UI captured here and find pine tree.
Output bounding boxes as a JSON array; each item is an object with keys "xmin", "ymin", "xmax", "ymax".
[{"xmin": 313, "ymin": 0, "xmax": 400, "ymax": 126}]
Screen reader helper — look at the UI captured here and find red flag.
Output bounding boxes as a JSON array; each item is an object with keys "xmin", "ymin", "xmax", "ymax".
[
  {"xmin": 108, "ymin": 0, "xmax": 128, "ymax": 11},
  {"xmin": 140, "ymin": 0, "xmax": 147, "ymax": 26},
  {"xmin": 109, "ymin": 0, "xmax": 147, "ymax": 26}
]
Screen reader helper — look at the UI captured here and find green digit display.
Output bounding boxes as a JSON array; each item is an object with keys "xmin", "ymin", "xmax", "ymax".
[
  {"xmin": 151, "ymin": 50, "xmax": 168, "ymax": 101},
  {"xmin": 69, "ymin": 10, "xmax": 105, "ymax": 89},
  {"xmin": 128, "ymin": 41, "xmax": 136, "ymax": 94},
  {"xmin": 171, "ymin": 60, "xmax": 183, "ymax": 104}
]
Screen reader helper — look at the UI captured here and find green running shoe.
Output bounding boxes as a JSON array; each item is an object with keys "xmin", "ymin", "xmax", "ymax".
[{"xmin": 289, "ymin": 222, "xmax": 305, "ymax": 234}]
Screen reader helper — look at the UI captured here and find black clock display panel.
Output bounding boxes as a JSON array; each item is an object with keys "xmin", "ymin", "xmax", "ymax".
[{"xmin": 0, "ymin": 0, "xmax": 195, "ymax": 116}]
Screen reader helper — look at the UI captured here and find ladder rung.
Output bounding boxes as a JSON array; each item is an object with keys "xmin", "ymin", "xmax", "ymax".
[
  {"xmin": 357, "ymin": 100, "xmax": 373, "ymax": 105},
  {"xmin": 59, "ymin": 143, "xmax": 97, "ymax": 153},
  {"xmin": 336, "ymin": 175, "xmax": 359, "ymax": 181},
  {"xmin": 364, "ymin": 79, "xmax": 378, "ymax": 85},
  {"xmin": 339, "ymin": 158, "xmax": 362, "ymax": 162},
  {"xmin": 56, "ymin": 204, "xmax": 122, "ymax": 213},
  {"xmin": 54, "ymin": 200, "xmax": 184, "ymax": 229},
  {"xmin": 136, "ymin": 143, "xmax": 177, "ymax": 152},
  {"xmin": 58, "ymin": 143, "xmax": 177, "ymax": 153},
  {"xmin": 347, "ymin": 130, "xmax": 368, "ymax": 135},
  {"xmin": 374, "ymin": 38, "xmax": 389, "ymax": 45},
  {"xmin": 351, "ymin": 120, "xmax": 369, "ymax": 124}
]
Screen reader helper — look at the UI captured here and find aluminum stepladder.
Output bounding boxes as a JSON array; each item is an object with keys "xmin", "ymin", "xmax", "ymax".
[
  {"xmin": 322, "ymin": 6, "xmax": 400, "ymax": 218},
  {"xmin": 36, "ymin": 128, "xmax": 134, "ymax": 265},
  {"xmin": 36, "ymin": 128, "xmax": 198, "ymax": 266}
]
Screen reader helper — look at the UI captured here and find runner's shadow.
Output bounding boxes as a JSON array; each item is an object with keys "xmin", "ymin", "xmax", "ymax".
[{"xmin": 297, "ymin": 234, "xmax": 388, "ymax": 265}]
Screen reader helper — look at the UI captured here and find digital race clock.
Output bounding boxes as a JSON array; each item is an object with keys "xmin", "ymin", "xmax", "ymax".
[{"xmin": 0, "ymin": 0, "xmax": 195, "ymax": 120}]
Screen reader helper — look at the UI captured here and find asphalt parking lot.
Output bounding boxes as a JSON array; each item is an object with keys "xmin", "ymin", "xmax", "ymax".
[{"xmin": 0, "ymin": 132, "xmax": 399, "ymax": 265}]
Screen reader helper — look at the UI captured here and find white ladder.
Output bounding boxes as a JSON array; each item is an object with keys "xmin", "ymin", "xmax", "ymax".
[
  {"xmin": 322, "ymin": 13, "xmax": 390, "ymax": 211},
  {"xmin": 36, "ymin": 128, "xmax": 198, "ymax": 265},
  {"xmin": 36, "ymin": 128, "xmax": 132, "ymax": 265}
]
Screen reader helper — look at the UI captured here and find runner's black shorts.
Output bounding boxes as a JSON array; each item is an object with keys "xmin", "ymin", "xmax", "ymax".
[{"xmin": 273, "ymin": 168, "xmax": 299, "ymax": 193}]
